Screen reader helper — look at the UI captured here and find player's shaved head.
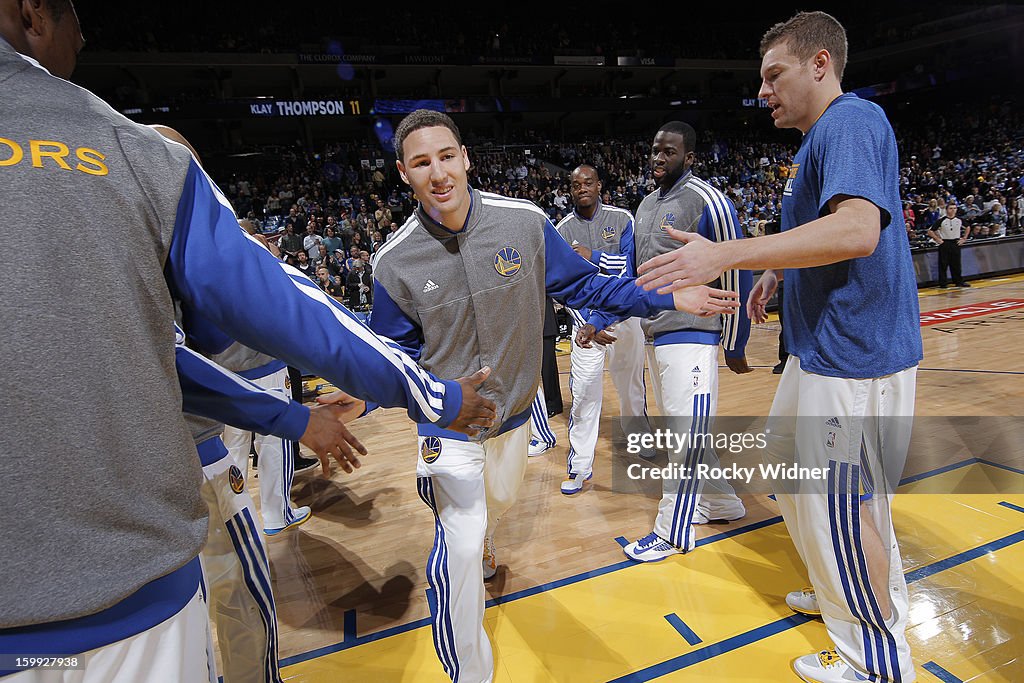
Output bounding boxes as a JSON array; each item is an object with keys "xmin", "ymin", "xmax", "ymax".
[
  {"xmin": 657, "ymin": 121, "xmax": 696, "ymax": 155},
  {"xmin": 651, "ymin": 122, "xmax": 696, "ymax": 192},
  {"xmin": 573, "ymin": 164, "xmax": 598, "ymax": 177}
]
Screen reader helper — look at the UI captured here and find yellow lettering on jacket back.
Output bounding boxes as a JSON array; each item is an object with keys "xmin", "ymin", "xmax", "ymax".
[
  {"xmin": 30, "ymin": 140, "xmax": 72, "ymax": 170},
  {"xmin": 0, "ymin": 138, "xmax": 109, "ymax": 176},
  {"xmin": 75, "ymin": 147, "xmax": 108, "ymax": 176},
  {"xmin": 0, "ymin": 137, "xmax": 24, "ymax": 166}
]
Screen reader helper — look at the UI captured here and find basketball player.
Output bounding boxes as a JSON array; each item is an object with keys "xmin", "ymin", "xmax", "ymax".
[
  {"xmin": 634, "ymin": 12, "xmax": 922, "ymax": 682},
  {"xmin": 1, "ymin": 7, "xmax": 496, "ymax": 679},
  {"xmin": 586, "ymin": 122, "xmax": 752, "ymax": 560},
  {"xmin": 214, "ymin": 342, "xmax": 313, "ymax": 536},
  {"xmin": 553, "ymin": 164, "xmax": 651, "ymax": 494},
  {"xmin": 156, "ymin": 127, "xmax": 319, "ymax": 537},
  {"xmin": 177, "ymin": 326, "xmax": 364, "ymax": 683},
  {"xmin": 368, "ymin": 109, "xmax": 740, "ymax": 683},
  {"xmin": 168, "ymin": 129, "xmax": 360, "ymax": 683},
  {"xmin": 159, "ymin": 120, "xmax": 360, "ymax": 678}
]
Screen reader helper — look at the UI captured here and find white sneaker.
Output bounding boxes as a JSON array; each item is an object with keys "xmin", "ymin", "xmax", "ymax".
[
  {"xmin": 528, "ymin": 438, "xmax": 554, "ymax": 457},
  {"xmin": 560, "ymin": 472, "xmax": 592, "ymax": 495},
  {"xmin": 623, "ymin": 532, "xmax": 682, "ymax": 562},
  {"xmin": 786, "ymin": 587, "xmax": 821, "ymax": 616},
  {"xmin": 482, "ymin": 535, "xmax": 497, "ymax": 580},
  {"xmin": 692, "ymin": 496, "xmax": 747, "ymax": 525},
  {"xmin": 264, "ymin": 505, "xmax": 312, "ymax": 536},
  {"xmin": 792, "ymin": 648, "xmax": 869, "ymax": 682}
]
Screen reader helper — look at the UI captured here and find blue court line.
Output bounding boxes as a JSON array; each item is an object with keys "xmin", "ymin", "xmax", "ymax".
[
  {"xmin": 279, "ymin": 457, "xmax": 1023, "ymax": 668},
  {"xmin": 998, "ymin": 501, "xmax": 1024, "ymax": 514},
  {"xmin": 906, "ymin": 530, "xmax": 1024, "ymax": 583},
  {"xmin": 609, "ymin": 528, "xmax": 1024, "ymax": 682},
  {"xmin": 343, "ymin": 609, "xmax": 357, "ymax": 643},
  {"xmin": 281, "ymin": 519, "xmax": 786, "ymax": 666},
  {"xmin": 977, "ymin": 459, "xmax": 1024, "ymax": 476},
  {"xmin": 899, "ymin": 458, "xmax": 979, "ymax": 486},
  {"xmin": 608, "ymin": 614, "xmax": 812, "ymax": 682},
  {"xmin": 899, "ymin": 457, "xmax": 1024, "ymax": 483},
  {"xmin": 664, "ymin": 614, "xmax": 702, "ymax": 646},
  {"xmin": 922, "ymin": 660, "xmax": 964, "ymax": 683},
  {"xmin": 280, "ymin": 615, "xmax": 434, "ymax": 667},
  {"xmin": 695, "ymin": 515, "xmax": 783, "ymax": 549}
]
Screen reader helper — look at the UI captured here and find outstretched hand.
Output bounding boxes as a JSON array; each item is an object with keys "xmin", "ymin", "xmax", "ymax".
[
  {"xmin": 316, "ymin": 389, "xmax": 366, "ymax": 415},
  {"xmin": 449, "ymin": 367, "xmax": 498, "ymax": 438},
  {"xmin": 301, "ymin": 394, "xmax": 368, "ymax": 477},
  {"xmin": 670, "ymin": 285, "xmax": 740, "ymax": 317},
  {"xmin": 575, "ymin": 324, "xmax": 618, "ymax": 349},
  {"xmin": 746, "ymin": 270, "xmax": 779, "ymax": 324},
  {"xmin": 637, "ymin": 228, "xmax": 726, "ymax": 293}
]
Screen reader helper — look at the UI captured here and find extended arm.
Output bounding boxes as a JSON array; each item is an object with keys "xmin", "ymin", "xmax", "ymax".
[
  {"xmin": 637, "ymin": 196, "xmax": 880, "ymax": 292},
  {"xmin": 166, "ymin": 158, "xmax": 493, "ymax": 434},
  {"xmin": 175, "ymin": 325, "xmax": 366, "ymax": 474}
]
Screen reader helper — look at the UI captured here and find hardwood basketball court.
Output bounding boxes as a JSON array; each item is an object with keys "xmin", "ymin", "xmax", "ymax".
[{"xmin": 244, "ymin": 275, "xmax": 1024, "ymax": 682}]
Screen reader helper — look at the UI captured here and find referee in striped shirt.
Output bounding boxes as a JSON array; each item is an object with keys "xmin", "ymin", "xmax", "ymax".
[{"xmin": 926, "ymin": 203, "xmax": 972, "ymax": 288}]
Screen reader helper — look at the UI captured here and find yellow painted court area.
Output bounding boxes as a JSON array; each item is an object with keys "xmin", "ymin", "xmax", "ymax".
[{"xmin": 281, "ymin": 462, "xmax": 1024, "ymax": 682}]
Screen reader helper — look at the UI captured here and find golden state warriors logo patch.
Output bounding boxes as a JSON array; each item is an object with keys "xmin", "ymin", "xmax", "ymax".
[
  {"xmin": 228, "ymin": 465, "xmax": 245, "ymax": 494},
  {"xmin": 602, "ymin": 225, "xmax": 616, "ymax": 241},
  {"xmin": 494, "ymin": 247, "xmax": 522, "ymax": 277},
  {"xmin": 284, "ymin": 376, "xmax": 291, "ymax": 390},
  {"xmin": 421, "ymin": 436, "xmax": 442, "ymax": 464},
  {"xmin": 660, "ymin": 213, "xmax": 676, "ymax": 231}
]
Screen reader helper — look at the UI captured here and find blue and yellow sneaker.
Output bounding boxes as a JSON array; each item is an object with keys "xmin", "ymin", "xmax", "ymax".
[
  {"xmin": 483, "ymin": 534, "xmax": 497, "ymax": 580},
  {"xmin": 786, "ymin": 587, "xmax": 821, "ymax": 616},
  {"xmin": 264, "ymin": 506, "xmax": 312, "ymax": 536},
  {"xmin": 792, "ymin": 648, "xmax": 869, "ymax": 682}
]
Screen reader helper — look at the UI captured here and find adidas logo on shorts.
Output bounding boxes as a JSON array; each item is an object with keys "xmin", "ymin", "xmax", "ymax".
[
  {"xmin": 692, "ymin": 366, "xmax": 701, "ymax": 373},
  {"xmin": 825, "ymin": 417, "xmax": 842, "ymax": 428},
  {"xmin": 423, "ymin": 279, "xmax": 439, "ymax": 293}
]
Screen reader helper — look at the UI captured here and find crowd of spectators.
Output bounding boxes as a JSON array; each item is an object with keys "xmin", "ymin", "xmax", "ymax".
[
  {"xmin": 896, "ymin": 102, "xmax": 1022, "ymax": 247},
  {"xmin": 226, "ymin": 143, "xmax": 409, "ymax": 312},
  {"xmin": 223, "ymin": 113, "xmax": 1022, "ymax": 313}
]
